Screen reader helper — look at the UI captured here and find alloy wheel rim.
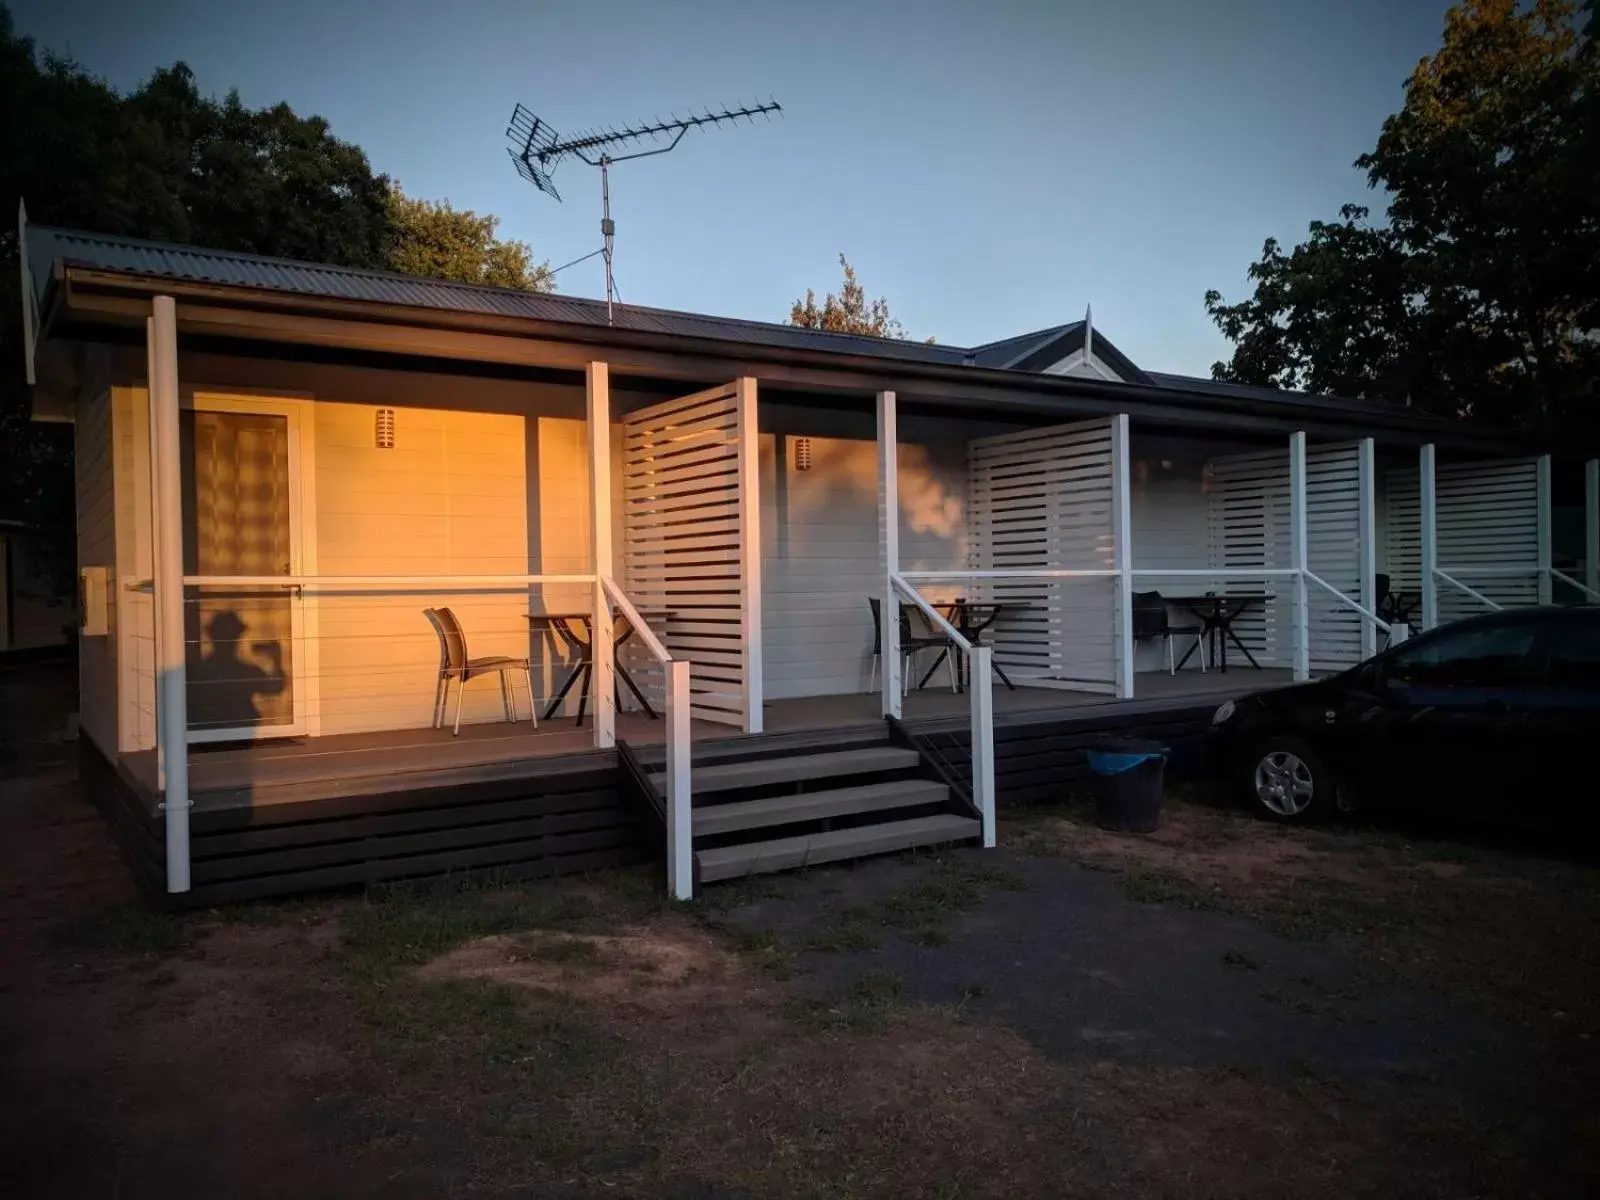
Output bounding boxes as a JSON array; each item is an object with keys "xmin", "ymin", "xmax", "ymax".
[{"xmin": 1254, "ymin": 751, "xmax": 1314, "ymax": 816}]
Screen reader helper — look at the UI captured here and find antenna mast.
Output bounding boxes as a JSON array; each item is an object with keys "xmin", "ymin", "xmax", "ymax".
[{"xmin": 506, "ymin": 100, "xmax": 782, "ymax": 323}]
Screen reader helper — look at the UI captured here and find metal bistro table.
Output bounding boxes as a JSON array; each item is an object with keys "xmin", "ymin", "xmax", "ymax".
[
  {"xmin": 526, "ymin": 608, "xmax": 671, "ymax": 724},
  {"xmin": 915, "ymin": 600, "xmax": 1025, "ymax": 692},
  {"xmin": 1167, "ymin": 593, "xmax": 1268, "ymax": 672}
]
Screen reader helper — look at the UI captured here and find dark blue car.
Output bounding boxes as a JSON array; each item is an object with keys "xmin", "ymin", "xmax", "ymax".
[{"xmin": 1207, "ymin": 606, "xmax": 1600, "ymax": 827}]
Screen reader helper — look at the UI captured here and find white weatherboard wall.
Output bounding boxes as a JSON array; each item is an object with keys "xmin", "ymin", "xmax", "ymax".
[
  {"xmin": 1129, "ymin": 461, "xmax": 1211, "ymax": 674},
  {"xmin": 1380, "ymin": 467, "xmax": 1421, "ymax": 591},
  {"xmin": 967, "ymin": 419, "xmax": 1116, "ymax": 692},
  {"xmin": 622, "ymin": 384, "xmax": 750, "ymax": 726},
  {"xmin": 1303, "ymin": 443, "xmax": 1365, "ymax": 670},
  {"xmin": 760, "ymin": 432, "xmax": 966, "ymax": 700},
  {"xmin": 75, "ymin": 387, "xmax": 119, "ymax": 757},
  {"xmin": 1436, "ymin": 458, "xmax": 1542, "ymax": 621}
]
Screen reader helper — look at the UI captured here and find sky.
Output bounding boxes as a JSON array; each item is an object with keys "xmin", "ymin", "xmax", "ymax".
[{"xmin": 11, "ymin": 0, "xmax": 1456, "ymax": 377}]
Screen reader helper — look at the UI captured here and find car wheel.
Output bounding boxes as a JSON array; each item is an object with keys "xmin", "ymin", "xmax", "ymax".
[{"xmin": 1240, "ymin": 736, "xmax": 1335, "ymax": 824}]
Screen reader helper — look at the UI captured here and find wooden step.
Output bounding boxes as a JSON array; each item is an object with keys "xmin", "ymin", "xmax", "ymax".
[
  {"xmin": 676, "ymin": 747, "xmax": 923, "ymax": 795},
  {"xmin": 693, "ymin": 778, "xmax": 948, "ymax": 838},
  {"xmin": 695, "ymin": 814, "xmax": 981, "ymax": 883},
  {"xmin": 630, "ymin": 724, "xmax": 890, "ymax": 772}
]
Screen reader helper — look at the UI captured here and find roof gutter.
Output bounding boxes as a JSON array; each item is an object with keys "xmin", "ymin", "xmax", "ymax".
[{"xmin": 48, "ymin": 265, "xmax": 1565, "ymax": 455}]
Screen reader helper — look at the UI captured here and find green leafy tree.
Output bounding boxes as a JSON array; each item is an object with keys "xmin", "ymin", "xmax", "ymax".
[
  {"xmin": 1206, "ymin": 0, "xmax": 1600, "ymax": 432},
  {"xmin": 386, "ymin": 191, "xmax": 553, "ymax": 291},
  {"xmin": 789, "ymin": 254, "xmax": 914, "ymax": 339}
]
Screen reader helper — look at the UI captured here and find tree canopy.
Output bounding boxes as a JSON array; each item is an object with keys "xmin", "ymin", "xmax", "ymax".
[
  {"xmin": 0, "ymin": 2, "xmax": 549, "ymax": 573},
  {"xmin": 387, "ymin": 192, "xmax": 553, "ymax": 292},
  {"xmin": 1205, "ymin": 0, "xmax": 1600, "ymax": 435},
  {"xmin": 789, "ymin": 254, "xmax": 916, "ymax": 340}
]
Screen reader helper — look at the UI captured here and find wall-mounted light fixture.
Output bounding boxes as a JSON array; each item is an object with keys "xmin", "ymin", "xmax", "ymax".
[
  {"xmin": 795, "ymin": 436, "xmax": 812, "ymax": 471},
  {"xmin": 375, "ymin": 408, "xmax": 396, "ymax": 449}
]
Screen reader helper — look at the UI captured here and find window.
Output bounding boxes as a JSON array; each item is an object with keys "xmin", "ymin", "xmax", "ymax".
[
  {"xmin": 1547, "ymin": 617, "xmax": 1600, "ymax": 688},
  {"xmin": 1384, "ymin": 620, "xmax": 1539, "ymax": 689}
]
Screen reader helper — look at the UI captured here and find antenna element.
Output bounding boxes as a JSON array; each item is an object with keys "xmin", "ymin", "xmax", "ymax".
[{"xmin": 505, "ymin": 100, "xmax": 782, "ymax": 322}]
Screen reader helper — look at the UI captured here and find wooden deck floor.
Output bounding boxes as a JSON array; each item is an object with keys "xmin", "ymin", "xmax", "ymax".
[{"xmin": 119, "ymin": 668, "xmax": 1294, "ymax": 816}]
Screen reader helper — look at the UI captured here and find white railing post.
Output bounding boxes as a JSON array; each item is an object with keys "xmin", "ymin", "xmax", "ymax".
[
  {"xmin": 1420, "ymin": 443, "xmax": 1438, "ymax": 630},
  {"xmin": 1587, "ymin": 459, "xmax": 1599, "ymax": 601},
  {"xmin": 878, "ymin": 391, "xmax": 902, "ymax": 717},
  {"xmin": 1110, "ymin": 414, "xmax": 1134, "ymax": 698},
  {"xmin": 1357, "ymin": 437, "xmax": 1377, "ymax": 660},
  {"xmin": 735, "ymin": 377, "xmax": 764, "ymax": 733},
  {"xmin": 969, "ymin": 645, "xmax": 995, "ymax": 848},
  {"xmin": 149, "ymin": 296, "xmax": 190, "ymax": 894},
  {"xmin": 1289, "ymin": 431, "xmax": 1309, "ymax": 681},
  {"xmin": 664, "ymin": 660, "xmax": 692, "ymax": 901},
  {"xmin": 587, "ymin": 362, "xmax": 615, "ymax": 749},
  {"xmin": 1536, "ymin": 454, "xmax": 1552, "ymax": 605}
]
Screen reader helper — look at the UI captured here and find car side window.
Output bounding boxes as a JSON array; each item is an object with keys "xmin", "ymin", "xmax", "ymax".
[
  {"xmin": 1383, "ymin": 621, "xmax": 1540, "ymax": 689},
  {"xmin": 1547, "ymin": 618, "xmax": 1600, "ymax": 688}
]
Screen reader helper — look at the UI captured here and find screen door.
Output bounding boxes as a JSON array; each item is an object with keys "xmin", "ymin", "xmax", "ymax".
[{"xmin": 181, "ymin": 407, "xmax": 304, "ymax": 740}]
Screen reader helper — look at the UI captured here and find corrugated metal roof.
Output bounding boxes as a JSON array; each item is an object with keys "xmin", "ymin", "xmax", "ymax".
[
  {"xmin": 26, "ymin": 224, "xmax": 972, "ymax": 367},
  {"xmin": 967, "ymin": 324, "xmax": 1075, "ymax": 368}
]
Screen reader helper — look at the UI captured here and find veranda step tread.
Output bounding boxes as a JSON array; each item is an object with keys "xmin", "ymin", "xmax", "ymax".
[
  {"xmin": 631, "ymin": 725, "xmax": 890, "ymax": 770},
  {"xmin": 695, "ymin": 814, "xmax": 981, "ymax": 883},
  {"xmin": 680, "ymin": 747, "xmax": 923, "ymax": 793},
  {"xmin": 693, "ymin": 778, "xmax": 948, "ymax": 838}
]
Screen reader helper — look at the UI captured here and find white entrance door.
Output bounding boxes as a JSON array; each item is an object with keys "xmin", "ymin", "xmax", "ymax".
[{"xmin": 181, "ymin": 397, "xmax": 313, "ymax": 742}]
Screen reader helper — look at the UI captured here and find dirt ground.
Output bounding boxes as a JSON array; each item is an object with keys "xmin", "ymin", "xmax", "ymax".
[{"xmin": 2, "ymin": 658, "xmax": 1599, "ymax": 1198}]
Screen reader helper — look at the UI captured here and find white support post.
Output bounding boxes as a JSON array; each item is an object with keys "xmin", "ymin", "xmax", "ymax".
[
  {"xmin": 150, "ymin": 297, "xmax": 190, "ymax": 894},
  {"xmin": 586, "ymin": 362, "xmax": 615, "ymax": 749},
  {"xmin": 878, "ymin": 391, "xmax": 901, "ymax": 718},
  {"xmin": 1289, "ymin": 431, "xmax": 1310, "ymax": 681},
  {"xmin": 1420, "ymin": 443, "xmax": 1438, "ymax": 630},
  {"xmin": 969, "ymin": 645, "xmax": 996, "ymax": 848},
  {"xmin": 1587, "ymin": 459, "xmax": 1599, "ymax": 600},
  {"xmin": 664, "ymin": 660, "xmax": 692, "ymax": 900},
  {"xmin": 735, "ymin": 377, "xmax": 763, "ymax": 733},
  {"xmin": 1110, "ymin": 414, "xmax": 1134, "ymax": 698},
  {"xmin": 1536, "ymin": 454, "xmax": 1552, "ymax": 605},
  {"xmin": 1357, "ymin": 438, "xmax": 1377, "ymax": 660}
]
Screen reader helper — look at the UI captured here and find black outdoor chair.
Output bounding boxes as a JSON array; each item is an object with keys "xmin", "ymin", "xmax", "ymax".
[
  {"xmin": 1131, "ymin": 590, "xmax": 1207, "ymax": 676},
  {"xmin": 1376, "ymin": 573, "xmax": 1420, "ymax": 647},
  {"xmin": 867, "ymin": 596, "xmax": 957, "ymax": 695}
]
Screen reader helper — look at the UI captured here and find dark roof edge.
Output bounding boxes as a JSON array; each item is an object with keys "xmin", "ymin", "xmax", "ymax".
[{"xmin": 44, "ymin": 263, "xmax": 1576, "ymax": 457}]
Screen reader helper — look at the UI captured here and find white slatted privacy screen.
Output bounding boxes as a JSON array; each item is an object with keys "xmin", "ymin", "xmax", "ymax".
[
  {"xmin": 1437, "ymin": 458, "xmax": 1541, "ymax": 621},
  {"xmin": 1207, "ymin": 450, "xmax": 1292, "ymax": 667},
  {"xmin": 1382, "ymin": 459, "xmax": 1541, "ymax": 622},
  {"xmin": 622, "ymin": 383, "xmax": 754, "ymax": 727},
  {"xmin": 1205, "ymin": 443, "xmax": 1365, "ymax": 670},
  {"xmin": 967, "ymin": 419, "xmax": 1116, "ymax": 693}
]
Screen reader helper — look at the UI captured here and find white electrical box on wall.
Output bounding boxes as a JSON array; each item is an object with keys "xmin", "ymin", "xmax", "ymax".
[{"xmin": 79, "ymin": 566, "xmax": 109, "ymax": 637}]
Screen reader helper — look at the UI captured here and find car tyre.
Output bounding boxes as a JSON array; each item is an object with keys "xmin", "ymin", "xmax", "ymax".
[{"xmin": 1240, "ymin": 735, "xmax": 1335, "ymax": 825}]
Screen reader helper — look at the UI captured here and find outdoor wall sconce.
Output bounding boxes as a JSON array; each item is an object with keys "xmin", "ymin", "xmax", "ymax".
[{"xmin": 375, "ymin": 408, "xmax": 396, "ymax": 449}]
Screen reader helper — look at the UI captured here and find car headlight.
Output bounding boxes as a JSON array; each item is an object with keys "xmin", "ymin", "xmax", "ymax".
[{"xmin": 1211, "ymin": 700, "xmax": 1236, "ymax": 726}]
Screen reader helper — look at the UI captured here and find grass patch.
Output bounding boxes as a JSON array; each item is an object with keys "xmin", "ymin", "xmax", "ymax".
[
  {"xmin": 787, "ymin": 968, "xmax": 907, "ymax": 1031},
  {"xmin": 1222, "ymin": 948, "xmax": 1262, "ymax": 971},
  {"xmin": 342, "ymin": 867, "xmax": 669, "ymax": 980},
  {"xmin": 806, "ymin": 910, "xmax": 882, "ymax": 953},
  {"xmin": 526, "ymin": 935, "xmax": 605, "ymax": 966},
  {"xmin": 851, "ymin": 855, "xmax": 1028, "ymax": 947},
  {"xmin": 55, "ymin": 903, "xmax": 195, "ymax": 957}
]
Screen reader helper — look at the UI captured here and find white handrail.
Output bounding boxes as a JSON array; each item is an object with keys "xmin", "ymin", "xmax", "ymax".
[
  {"xmin": 891, "ymin": 573, "xmax": 974, "ymax": 652},
  {"xmin": 171, "ymin": 573, "xmax": 597, "ymax": 589},
  {"xmin": 1433, "ymin": 568, "xmax": 1503, "ymax": 611},
  {"xmin": 1433, "ymin": 565, "xmax": 1540, "ymax": 578},
  {"xmin": 889, "ymin": 572, "xmax": 995, "ymax": 849},
  {"xmin": 601, "ymin": 576, "xmax": 671, "ymax": 662},
  {"xmin": 1549, "ymin": 568, "xmax": 1600, "ymax": 602},
  {"xmin": 1302, "ymin": 571, "xmax": 1391, "ymax": 633},
  {"xmin": 601, "ymin": 575, "xmax": 693, "ymax": 901}
]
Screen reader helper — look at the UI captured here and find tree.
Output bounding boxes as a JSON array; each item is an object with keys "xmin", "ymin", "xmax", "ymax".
[
  {"xmin": 386, "ymin": 191, "xmax": 553, "ymax": 291},
  {"xmin": 1206, "ymin": 0, "xmax": 1600, "ymax": 432},
  {"xmin": 789, "ymin": 254, "xmax": 913, "ymax": 339}
]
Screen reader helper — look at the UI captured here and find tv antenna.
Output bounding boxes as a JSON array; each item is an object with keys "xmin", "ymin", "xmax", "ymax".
[{"xmin": 506, "ymin": 99, "xmax": 783, "ymax": 323}]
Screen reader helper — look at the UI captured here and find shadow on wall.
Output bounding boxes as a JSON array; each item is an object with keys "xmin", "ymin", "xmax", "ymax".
[{"xmin": 189, "ymin": 609, "xmax": 286, "ymax": 731}]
